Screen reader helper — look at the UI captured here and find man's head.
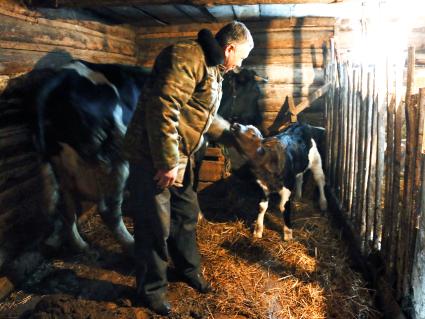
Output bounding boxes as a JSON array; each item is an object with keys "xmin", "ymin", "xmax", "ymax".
[{"xmin": 215, "ymin": 21, "xmax": 254, "ymax": 73}]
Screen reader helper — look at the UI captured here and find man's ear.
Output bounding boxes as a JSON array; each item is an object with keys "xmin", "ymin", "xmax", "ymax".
[{"xmin": 224, "ymin": 44, "xmax": 234, "ymax": 57}]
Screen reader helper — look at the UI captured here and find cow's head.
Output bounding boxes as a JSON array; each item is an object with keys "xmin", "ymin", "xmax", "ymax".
[{"xmin": 230, "ymin": 122, "xmax": 286, "ymax": 173}]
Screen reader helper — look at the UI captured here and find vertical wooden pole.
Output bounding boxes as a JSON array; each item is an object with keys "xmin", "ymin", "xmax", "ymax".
[
  {"xmin": 349, "ymin": 67, "xmax": 358, "ymax": 219},
  {"xmin": 393, "ymin": 62, "xmax": 405, "ymax": 297},
  {"xmin": 400, "ymin": 46, "xmax": 416, "ymax": 296},
  {"xmin": 366, "ymin": 68, "xmax": 377, "ymax": 253},
  {"xmin": 382, "ymin": 57, "xmax": 395, "ymax": 273},
  {"xmin": 374, "ymin": 64, "xmax": 386, "ymax": 250}
]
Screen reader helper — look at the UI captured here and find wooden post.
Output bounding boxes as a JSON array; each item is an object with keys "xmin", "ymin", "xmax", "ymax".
[
  {"xmin": 400, "ymin": 46, "xmax": 416, "ymax": 296},
  {"xmin": 366, "ymin": 68, "xmax": 377, "ymax": 254}
]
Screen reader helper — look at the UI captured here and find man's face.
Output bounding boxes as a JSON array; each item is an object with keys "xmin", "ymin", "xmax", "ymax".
[{"xmin": 223, "ymin": 41, "xmax": 253, "ymax": 73}]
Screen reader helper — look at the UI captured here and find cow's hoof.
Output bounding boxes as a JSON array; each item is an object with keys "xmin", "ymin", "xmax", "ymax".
[{"xmin": 319, "ymin": 199, "xmax": 328, "ymax": 212}]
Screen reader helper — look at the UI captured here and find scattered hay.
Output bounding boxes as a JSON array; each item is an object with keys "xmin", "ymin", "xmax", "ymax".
[{"xmin": 183, "ymin": 197, "xmax": 382, "ymax": 319}]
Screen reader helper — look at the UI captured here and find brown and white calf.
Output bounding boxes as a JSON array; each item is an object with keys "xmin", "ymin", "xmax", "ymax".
[{"xmin": 230, "ymin": 122, "xmax": 327, "ymax": 240}]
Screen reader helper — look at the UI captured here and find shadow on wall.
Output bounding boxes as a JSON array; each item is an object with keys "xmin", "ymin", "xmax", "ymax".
[{"xmin": 2, "ymin": 49, "xmax": 73, "ymax": 100}]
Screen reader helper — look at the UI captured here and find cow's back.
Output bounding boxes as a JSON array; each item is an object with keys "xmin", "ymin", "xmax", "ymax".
[
  {"xmin": 276, "ymin": 123, "xmax": 313, "ymax": 175},
  {"xmin": 35, "ymin": 60, "xmax": 150, "ymax": 164}
]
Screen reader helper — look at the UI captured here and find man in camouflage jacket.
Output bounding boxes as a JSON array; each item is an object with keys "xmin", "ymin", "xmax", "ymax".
[{"xmin": 123, "ymin": 21, "xmax": 253, "ymax": 316}]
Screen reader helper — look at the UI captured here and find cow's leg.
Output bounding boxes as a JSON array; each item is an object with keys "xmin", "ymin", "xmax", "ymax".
[
  {"xmin": 278, "ymin": 187, "xmax": 292, "ymax": 240},
  {"xmin": 253, "ymin": 199, "xmax": 268, "ymax": 238},
  {"xmin": 98, "ymin": 162, "xmax": 134, "ymax": 253},
  {"xmin": 48, "ymin": 157, "xmax": 89, "ymax": 251},
  {"xmin": 308, "ymin": 140, "xmax": 327, "ymax": 211},
  {"xmin": 62, "ymin": 191, "xmax": 90, "ymax": 250},
  {"xmin": 295, "ymin": 173, "xmax": 303, "ymax": 200}
]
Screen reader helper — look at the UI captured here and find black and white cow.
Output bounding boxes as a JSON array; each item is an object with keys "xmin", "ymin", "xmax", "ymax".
[
  {"xmin": 31, "ymin": 59, "xmax": 150, "ymax": 252},
  {"xmin": 230, "ymin": 122, "xmax": 327, "ymax": 240}
]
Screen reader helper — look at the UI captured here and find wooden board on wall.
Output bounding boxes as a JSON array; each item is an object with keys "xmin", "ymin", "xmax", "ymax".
[{"xmin": 0, "ymin": 0, "xmax": 137, "ymax": 80}]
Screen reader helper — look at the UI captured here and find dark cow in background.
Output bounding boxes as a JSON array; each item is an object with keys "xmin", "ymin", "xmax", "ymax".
[
  {"xmin": 218, "ymin": 68, "xmax": 267, "ymax": 127},
  {"xmin": 230, "ymin": 122, "xmax": 327, "ymax": 240},
  {"xmin": 29, "ymin": 59, "xmax": 150, "ymax": 252}
]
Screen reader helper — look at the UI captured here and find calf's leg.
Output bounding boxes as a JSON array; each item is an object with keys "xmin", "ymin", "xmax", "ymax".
[
  {"xmin": 278, "ymin": 187, "xmax": 292, "ymax": 240},
  {"xmin": 308, "ymin": 140, "xmax": 328, "ymax": 211},
  {"xmin": 253, "ymin": 199, "xmax": 268, "ymax": 238},
  {"xmin": 295, "ymin": 173, "xmax": 303, "ymax": 200}
]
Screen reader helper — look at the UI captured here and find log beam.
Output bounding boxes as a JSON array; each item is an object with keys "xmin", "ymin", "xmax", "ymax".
[{"xmin": 25, "ymin": 0, "xmax": 346, "ymax": 8}]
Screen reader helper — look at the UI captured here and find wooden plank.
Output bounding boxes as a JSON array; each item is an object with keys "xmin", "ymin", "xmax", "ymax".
[
  {"xmin": 242, "ymin": 65, "xmax": 325, "ymax": 84},
  {"xmin": 0, "ymin": 47, "xmax": 137, "ymax": 75},
  {"xmin": 290, "ymin": 82, "xmax": 331, "ymax": 116},
  {"xmin": 27, "ymin": 0, "xmax": 347, "ymax": 7},
  {"xmin": 0, "ymin": 1, "xmax": 135, "ymax": 42},
  {"xmin": 0, "ymin": 173, "xmax": 44, "ymax": 214},
  {"xmin": 343, "ymin": 63, "xmax": 352, "ymax": 211},
  {"xmin": 177, "ymin": 4, "xmax": 216, "ymax": 23},
  {"xmin": 232, "ymin": 4, "xmax": 260, "ymax": 20},
  {"xmin": 204, "ymin": 5, "xmax": 235, "ymax": 22},
  {"xmin": 259, "ymin": 83, "xmax": 324, "ymax": 99},
  {"xmin": 349, "ymin": 67, "xmax": 359, "ymax": 219},
  {"xmin": 258, "ymin": 95, "xmax": 324, "ymax": 113},
  {"xmin": 0, "ymin": 15, "xmax": 135, "ymax": 57},
  {"xmin": 365, "ymin": 69, "xmax": 377, "ymax": 254},
  {"xmin": 339, "ymin": 62, "xmax": 348, "ymax": 208},
  {"xmin": 400, "ymin": 47, "xmax": 417, "ymax": 297},
  {"xmin": 374, "ymin": 75, "xmax": 386, "ymax": 251},
  {"xmin": 136, "ymin": 17, "xmax": 336, "ymax": 35},
  {"xmin": 245, "ymin": 51, "xmax": 325, "ymax": 67},
  {"xmin": 197, "ymin": 160, "xmax": 226, "ymax": 182},
  {"xmin": 136, "ymin": 5, "xmax": 190, "ymax": 25}
]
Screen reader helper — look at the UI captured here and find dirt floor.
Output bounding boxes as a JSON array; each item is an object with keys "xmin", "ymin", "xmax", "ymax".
[{"xmin": 0, "ymin": 174, "xmax": 382, "ymax": 319}]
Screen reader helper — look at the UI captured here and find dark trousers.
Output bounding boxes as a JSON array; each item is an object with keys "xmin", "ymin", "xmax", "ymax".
[{"xmin": 127, "ymin": 157, "xmax": 201, "ymax": 298}]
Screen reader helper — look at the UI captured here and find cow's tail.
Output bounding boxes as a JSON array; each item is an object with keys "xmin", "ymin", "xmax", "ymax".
[{"xmin": 34, "ymin": 71, "xmax": 67, "ymax": 159}]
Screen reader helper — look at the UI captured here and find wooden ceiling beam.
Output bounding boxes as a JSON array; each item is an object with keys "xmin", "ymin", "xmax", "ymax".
[{"xmin": 25, "ymin": 0, "xmax": 345, "ymax": 8}]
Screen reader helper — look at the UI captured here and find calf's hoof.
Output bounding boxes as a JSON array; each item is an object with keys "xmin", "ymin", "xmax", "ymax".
[
  {"xmin": 253, "ymin": 227, "xmax": 263, "ymax": 239},
  {"xmin": 282, "ymin": 228, "xmax": 293, "ymax": 241}
]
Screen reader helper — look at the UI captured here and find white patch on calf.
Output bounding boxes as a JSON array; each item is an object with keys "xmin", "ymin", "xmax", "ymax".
[
  {"xmin": 278, "ymin": 187, "xmax": 292, "ymax": 240},
  {"xmin": 254, "ymin": 200, "xmax": 268, "ymax": 239},
  {"xmin": 63, "ymin": 61, "xmax": 120, "ymax": 98},
  {"xmin": 256, "ymin": 179, "xmax": 270, "ymax": 195},
  {"xmin": 113, "ymin": 104, "xmax": 126, "ymax": 134},
  {"xmin": 307, "ymin": 139, "xmax": 327, "ymax": 211}
]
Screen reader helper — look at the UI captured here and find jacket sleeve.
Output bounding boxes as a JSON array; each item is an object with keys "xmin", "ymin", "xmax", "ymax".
[{"xmin": 145, "ymin": 43, "xmax": 204, "ymax": 170}]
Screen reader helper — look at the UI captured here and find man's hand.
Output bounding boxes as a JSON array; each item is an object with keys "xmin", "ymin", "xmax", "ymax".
[{"xmin": 154, "ymin": 166, "xmax": 179, "ymax": 188}]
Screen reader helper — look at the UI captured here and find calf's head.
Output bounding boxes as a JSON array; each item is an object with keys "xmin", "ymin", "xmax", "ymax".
[{"xmin": 231, "ymin": 122, "xmax": 286, "ymax": 174}]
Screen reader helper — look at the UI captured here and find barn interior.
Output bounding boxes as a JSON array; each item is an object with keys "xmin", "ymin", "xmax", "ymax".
[{"xmin": 1, "ymin": 0, "xmax": 425, "ymax": 318}]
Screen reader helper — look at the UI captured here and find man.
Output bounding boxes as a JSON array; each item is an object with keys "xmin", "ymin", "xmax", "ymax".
[{"xmin": 122, "ymin": 21, "xmax": 253, "ymax": 316}]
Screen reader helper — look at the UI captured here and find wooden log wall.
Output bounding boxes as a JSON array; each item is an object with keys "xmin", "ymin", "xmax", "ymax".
[
  {"xmin": 0, "ymin": 0, "xmax": 137, "ymax": 93},
  {"xmin": 326, "ymin": 17, "xmax": 425, "ymax": 318},
  {"xmin": 136, "ymin": 17, "xmax": 335, "ymax": 133}
]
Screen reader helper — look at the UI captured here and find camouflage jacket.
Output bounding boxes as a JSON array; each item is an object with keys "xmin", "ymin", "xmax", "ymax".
[{"xmin": 122, "ymin": 40, "xmax": 224, "ymax": 185}]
